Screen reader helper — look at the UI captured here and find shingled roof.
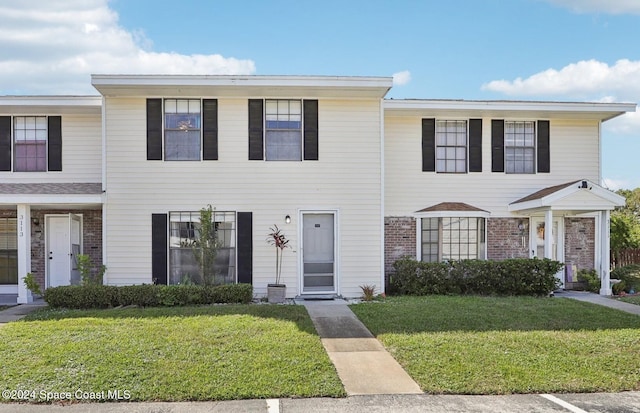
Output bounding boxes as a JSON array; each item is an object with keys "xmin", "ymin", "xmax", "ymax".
[
  {"xmin": 510, "ymin": 181, "xmax": 580, "ymax": 205},
  {"xmin": 416, "ymin": 202, "xmax": 488, "ymax": 213},
  {"xmin": 0, "ymin": 183, "xmax": 102, "ymax": 195}
]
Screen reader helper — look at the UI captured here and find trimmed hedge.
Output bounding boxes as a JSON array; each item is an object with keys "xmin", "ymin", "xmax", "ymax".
[
  {"xmin": 391, "ymin": 257, "xmax": 563, "ymax": 296},
  {"xmin": 44, "ymin": 283, "xmax": 253, "ymax": 309},
  {"xmin": 611, "ymin": 264, "xmax": 640, "ymax": 293}
]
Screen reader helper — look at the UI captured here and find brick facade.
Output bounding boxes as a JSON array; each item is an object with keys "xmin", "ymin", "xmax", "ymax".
[
  {"xmin": 487, "ymin": 218, "xmax": 530, "ymax": 260},
  {"xmin": 564, "ymin": 217, "xmax": 595, "ymax": 271},
  {"xmin": 0, "ymin": 208, "xmax": 102, "ymax": 291},
  {"xmin": 384, "ymin": 216, "xmax": 416, "ymax": 276}
]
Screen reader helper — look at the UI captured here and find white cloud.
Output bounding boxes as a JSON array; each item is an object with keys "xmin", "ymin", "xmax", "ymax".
[
  {"xmin": 482, "ymin": 59, "xmax": 640, "ymax": 101},
  {"xmin": 544, "ymin": 0, "xmax": 640, "ymax": 15},
  {"xmin": 392, "ymin": 70, "xmax": 411, "ymax": 86},
  {"xmin": 603, "ymin": 177, "xmax": 633, "ymax": 191},
  {"xmin": 0, "ymin": 0, "xmax": 256, "ymax": 94}
]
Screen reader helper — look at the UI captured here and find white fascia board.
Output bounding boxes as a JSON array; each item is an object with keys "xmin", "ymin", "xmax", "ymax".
[
  {"xmin": 384, "ymin": 99, "xmax": 636, "ymax": 121},
  {"xmin": 0, "ymin": 194, "xmax": 103, "ymax": 205},
  {"xmin": 413, "ymin": 210, "xmax": 491, "ymax": 218},
  {"xmin": 0, "ymin": 96, "xmax": 102, "ymax": 107}
]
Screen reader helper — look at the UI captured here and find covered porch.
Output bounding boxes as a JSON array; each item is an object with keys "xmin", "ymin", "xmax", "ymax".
[
  {"xmin": 0, "ymin": 183, "xmax": 103, "ymax": 304},
  {"xmin": 509, "ymin": 179, "xmax": 625, "ymax": 295}
]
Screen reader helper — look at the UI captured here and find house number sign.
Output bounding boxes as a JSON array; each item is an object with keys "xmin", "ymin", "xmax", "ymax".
[{"xmin": 18, "ymin": 214, "xmax": 25, "ymax": 238}]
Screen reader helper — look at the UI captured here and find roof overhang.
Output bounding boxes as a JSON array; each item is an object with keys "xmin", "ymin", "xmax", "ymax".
[
  {"xmin": 91, "ymin": 75, "xmax": 393, "ymax": 99},
  {"xmin": 384, "ymin": 99, "xmax": 636, "ymax": 122},
  {"xmin": 414, "ymin": 202, "xmax": 491, "ymax": 218},
  {"xmin": 508, "ymin": 179, "xmax": 625, "ymax": 213},
  {"xmin": 0, "ymin": 96, "xmax": 102, "ymax": 115}
]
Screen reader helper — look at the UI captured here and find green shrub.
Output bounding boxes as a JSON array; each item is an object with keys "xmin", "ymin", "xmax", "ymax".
[
  {"xmin": 612, "ymin": 280, "xmax": 627, "ymax": 295},
  {"xmin": 611, "ymin": 264, "xmax": 640, "ymax": 293},
  {"xmin": 391, "ymin": 257, "xmax": 562, "ymax": 296},
  {"xmin": 44, "ymin": 283, "xmax": 254, "ymax": 309},
  {"xmin": 577, "ymin": 268, "xmax": 600, "ymax": 293}
]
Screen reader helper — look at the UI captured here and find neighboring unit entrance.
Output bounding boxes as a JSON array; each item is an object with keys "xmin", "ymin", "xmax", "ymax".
[
  {"xmin": 47, "ymin": 214, "xmax": 82, "ymax": 287},
  {"xmin": 301, "ymin": 212, "xmax": 336, "ymax": 294},
  {"xmin": 530, "ymin": 216, "xmax": 564, "ymax": 288}
]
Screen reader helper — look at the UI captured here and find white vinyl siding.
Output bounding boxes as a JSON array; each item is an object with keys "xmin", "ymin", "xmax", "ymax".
[
  {"xmin": 104, "ymin": 97, "xmax": 382, "ymax": 297},
  {"xmin": 385, "ymin": 116, "xmax": 601, "ymax": 217}
]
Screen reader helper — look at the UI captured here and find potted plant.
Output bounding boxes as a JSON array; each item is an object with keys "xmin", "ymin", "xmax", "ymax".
[{"xmin": 267, "ymin": 225, "xmax": 289, "ymax": 303}]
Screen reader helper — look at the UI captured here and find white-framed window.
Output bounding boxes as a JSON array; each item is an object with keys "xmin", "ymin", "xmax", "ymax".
[
  {"xmin": 265, "ymin": 99, "xmax": 302, "ymax": 161},
  {"xmin": 0, "ymin": 218, "xmax": 17, "ymax": 285},
  {"xmin": 421, "ymin": 217, "xmax": 486, "ymax": 262},
  {"xmin": 168, "ymin": 211, "xmax": 236, "ymax": 285},
  {"xmin": 505, "ymin": 121, "xmax": 535, "ymax": 174},
  {"xmin": 164, "ymin": 99, "xmax": 201, "ymax": 161},
  {"xmin": 14, "ymin": 116, "xmax": 47, "ymax": 172},
  {"xmin": 436, "ymin": 120, "xmax": 467, "ymax": 173}
]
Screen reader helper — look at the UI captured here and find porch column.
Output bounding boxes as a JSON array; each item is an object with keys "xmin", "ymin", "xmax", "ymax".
[
  {"xmin": 16, "ymin": 204, "xmax": 33, "ymax": 303},
  {"xmin": 544, "ymin": 209, "xmax": 553, "ymax": 259},
  {"xmin": 599, "ymin": 210, "xmax": 612, "ymax": 296}
]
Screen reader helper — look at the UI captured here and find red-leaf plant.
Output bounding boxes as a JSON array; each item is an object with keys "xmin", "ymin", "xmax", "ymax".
[{"xmin": 267, "ymin": 225, "xmax": 290, "ymax": 286}]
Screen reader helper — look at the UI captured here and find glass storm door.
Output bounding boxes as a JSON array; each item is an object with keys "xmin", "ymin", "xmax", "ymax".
[{"xmin": 302, "ymin": 213, "xmax": 335, "ymax": 293}]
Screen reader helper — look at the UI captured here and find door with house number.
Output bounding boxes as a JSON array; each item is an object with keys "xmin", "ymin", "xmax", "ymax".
[{"xmin": 302, "ymin": 213, "xmax": 336, "ymax": 293}]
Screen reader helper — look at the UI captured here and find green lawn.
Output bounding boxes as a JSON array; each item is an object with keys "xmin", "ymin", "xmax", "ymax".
[
  {"xmin": 0, "ymin": 305, "xmax": 345, "ymax": 402},
  {"xmin": 618, "ymin": 295, "xmax": 640, "ymax": 306},
  {"xmin": 351, "ymin": 296, "xmax": 640, "ymax": 395}
]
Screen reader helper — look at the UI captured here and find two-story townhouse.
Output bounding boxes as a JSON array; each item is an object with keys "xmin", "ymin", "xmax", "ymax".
[
  {"xmin": 1, "ymin": 76, "xmax": 635, "ymax": 305},
  {"xmin": 383, "ymin": 99, "xmax": 635, "ymax": 295},
  {"xmin": 91, "ymin": 75, "xmax": 392, "ymax": 299},
  {"xmin": 0, "ymin": 96, "xmax": 103, "ymax": 303}
]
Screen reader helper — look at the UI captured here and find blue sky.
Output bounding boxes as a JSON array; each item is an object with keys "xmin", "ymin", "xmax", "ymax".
[{"xmin": 1, "ymin": 0, "xmax": 639, "ymax": 188}]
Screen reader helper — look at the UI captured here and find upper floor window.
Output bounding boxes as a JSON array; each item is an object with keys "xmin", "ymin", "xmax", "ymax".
[
  {"xmin": 265, "ymin": 99, "xmax": 302, "ymax": 161},
  {"xmin": 505, "ymin": 121, "xmax": 535, "ymax": 174},
  {"xmin": 436, "ymin": 120, "xmax": 467, "ymax": 173},
  {"xmin": 14, "ymin": 116, "xmax": 47, "ymax": 171},
  {"xmin": 248, "ymin": 99, "xmax": 319, "ymax": 161},
  {"xmin": 164, "ymin": 99, "xmax": 201, "ymax": 161},
  {"xmin": 0, "ymin": 115, "xmax": 62, "ymax": 172}
]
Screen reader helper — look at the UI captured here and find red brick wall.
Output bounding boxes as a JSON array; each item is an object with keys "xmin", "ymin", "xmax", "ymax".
[
  {"xmin": 384, "ymin": 216, "xmax": 416, "ymax": 276},
  {"xmin": 564, "ymin": 217, "xmax": 595, "ymax": 270},
  {"xmin": 487, "ymin": 218, "xmax": 530, "ymax": 260}
]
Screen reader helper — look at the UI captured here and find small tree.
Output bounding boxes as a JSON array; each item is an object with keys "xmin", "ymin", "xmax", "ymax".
[
  {"xmin": 267, "ymin": 225, "xmax": 289, "ymax": 285},
  {"xmin": 191, "ymin": 205, "xmax": 220, "ymax": 285}
]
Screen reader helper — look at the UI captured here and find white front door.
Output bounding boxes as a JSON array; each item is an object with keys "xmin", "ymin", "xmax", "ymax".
[
  {"xmin": 301, "ymin": 212, "xmax": 336, "ymax": 294},
  {"xmin": 47, "ymin": 215, "xmax": 82, "ymax": 288},
  {"xmin": 530, "ymin": 217, "xmax": 564, "ymax": 288}
]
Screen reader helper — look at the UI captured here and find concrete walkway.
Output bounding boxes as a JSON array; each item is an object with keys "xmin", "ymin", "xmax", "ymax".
[
  {"xmin": 300, "ymin": 299, "xmax": 422, "ymax": 396},
  {"xmin": 0, "ymin": 300, "xmax": 47, "ymax": 325},
  {"xmin": 557, "ymin": 290, "xmax": 640, "ymax": 316}
]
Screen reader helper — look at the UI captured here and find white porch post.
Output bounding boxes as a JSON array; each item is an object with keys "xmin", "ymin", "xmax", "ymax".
[
  {"xmin": 544, "ymin": 209, "xmax": 553, "ymax": 259},
  {"xmin": 600, "ymin": 210, "xmax": 612, "ymax": 296},
  {"xmin": 17, "ymin": 204, "xmax": 33, "ymax": 303}
]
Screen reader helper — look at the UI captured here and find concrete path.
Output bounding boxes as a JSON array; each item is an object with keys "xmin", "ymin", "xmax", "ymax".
[
  {"xmin": 557, "ymin": 290, "xmax": 640, "ymax": 316},
  {"xmin": 300, "ymin": 299, "xmax": 422, "ymax": 396},
  {"xmin": 0, "ymin": 300, "xmax": 46, "ymax": 325}
]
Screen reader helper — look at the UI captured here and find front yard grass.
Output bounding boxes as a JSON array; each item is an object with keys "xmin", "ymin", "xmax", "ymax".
[
  {"xmin": 0, "ymin": 305, "xmax": 345, "ymax": 402},
  {"xmin": 351, "ymin": 296, "xmax": 640, "ymax": 395},
  {"xmin": 618, "ymin": 295, "xmax": 640, "ymax": 306}
]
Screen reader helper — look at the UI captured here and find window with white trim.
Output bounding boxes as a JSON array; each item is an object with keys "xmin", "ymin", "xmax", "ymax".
[
  {"xmin": 0, "ymin": 218, "xmax": 17, "ymax": 285},
  {"xmin": 168, "ymin": 211, "xmax": 236, "ymax": 285},
  {"xmin": 14, "ymin": 116, "xmax": 47, "ymax": 172},
  {"xmin": 164, "ymin": 99, "xmax": 201, "ymax": 161},
  {"xmin": 421, "ymin": 217, "xmax": 486, "ymax": 262},
  {"xmin": 265, "ymin": 99, "xmax": 302, "ymax": 161},
  {"xmin": 436, "ymin": 120, "xmax": 467, "ymax": 173},
  {"xmin": 505, "ymin": 121, "xmax": 535, "ymax": 174}
]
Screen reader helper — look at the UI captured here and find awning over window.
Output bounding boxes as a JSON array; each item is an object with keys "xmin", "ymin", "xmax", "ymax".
[{"xmin": 415, "ymin": 202, "xmax": 490, "ymax": 218}]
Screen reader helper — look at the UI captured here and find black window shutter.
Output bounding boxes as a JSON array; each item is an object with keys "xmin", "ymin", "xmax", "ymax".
[
  {"xmin": 151, "ymin": 214, "xmax": 168, "ymax": 285},
  {"xmin": 491, "ymin": 120, "xmax": 505, "ymax": 172},
  {"xmin": 303, "ymin": 100, "xmax": 319, "ymax": 160},
  {"xmin": 202, "ymin": 99, "xmax": 218, "ymax": 160},
  {"xmin": 237, "ymin": 212, "xmax": 253, "ymax": 284},
  {"xmin": 248, "ymin": 99, "xmax": 264, "ymax": 160},
  {"xmin": 422, "ymin": 118, "xmax": 435, "ymax": 172},
  {"xmin": 147, "ymin": 99, "xmax": 163, "ymax": 160},
  {"xmin": 47, "ymin": 116, "xmax": 62, "ymax": 171},
  {"xmin": 0, "ymin": 116, "xmax": 11, "ymax": 171},
  {"xmin": 468, "ymin": 119, "xmax": 482, "ymax": 172},
  {"xmin": 537, "ymin": 120, "xmax": 550, "ymax": 173}
]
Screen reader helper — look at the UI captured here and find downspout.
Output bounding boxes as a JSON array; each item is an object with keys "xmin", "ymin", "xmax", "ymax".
[
  {"xmin": 101, "ymin": 96, "xmax": 108, "ymax": 285},
  {"xmin": 380, "ymin": 98, "xmax": 386, "ymax": 293}
]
